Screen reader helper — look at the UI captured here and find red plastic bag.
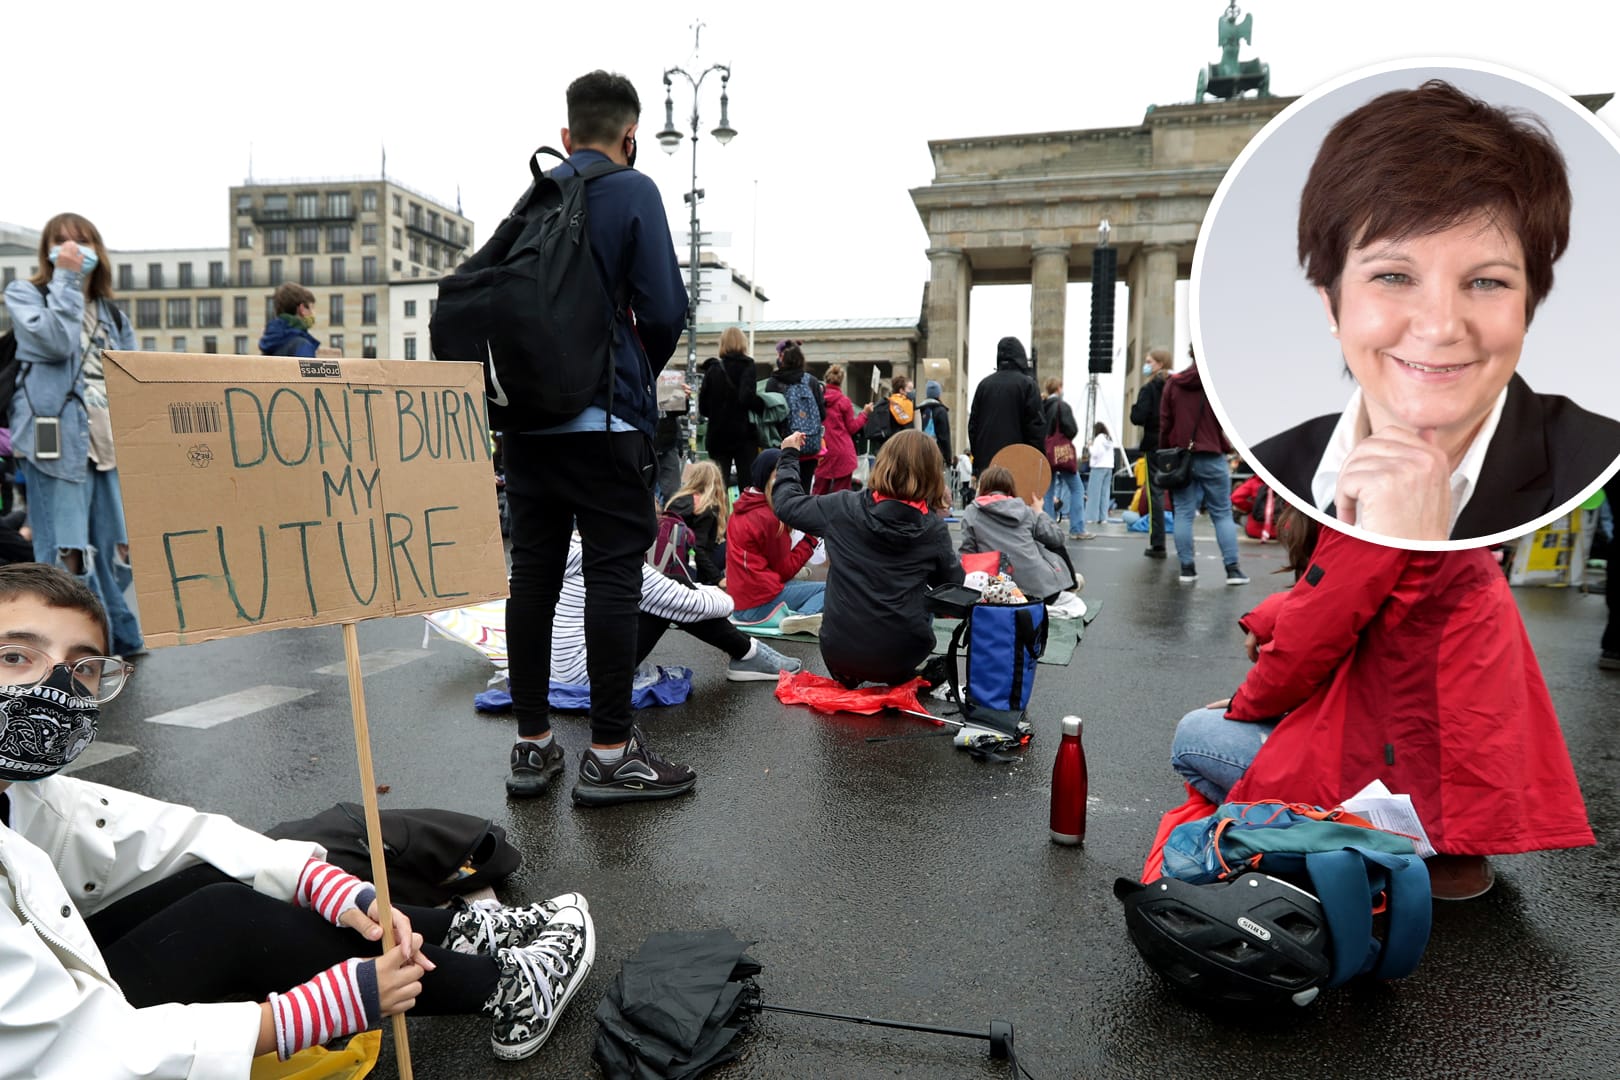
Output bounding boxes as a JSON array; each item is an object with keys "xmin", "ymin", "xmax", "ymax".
[
  {"xmin": 1141, "ymin": 783, "xmax": 1219, "ymax": 883},
  {"xmin": 960, "ymin": 551, "xmax": 1000, "ymax": 577},
  {"xmin": 773, "ymin": 670, "xmax": 934, "ymax": 717}
]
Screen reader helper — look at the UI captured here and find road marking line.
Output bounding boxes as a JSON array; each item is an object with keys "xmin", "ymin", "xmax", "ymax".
[
  {"xmin": 313, "ymin": 649, "xmax": 430, "ymax": 677},
  {"xmin": 62, "ymin": 741, "xmax": 138, "ymax": 774},
  {"xmin": 145, "ymin": 686, "xmax": 316, "ymax": 729}
]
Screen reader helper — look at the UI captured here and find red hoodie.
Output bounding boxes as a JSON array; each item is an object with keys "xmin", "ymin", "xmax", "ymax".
[{"xmin": 724, "ymin": 488, "xmax": 818, "ymax": 610}]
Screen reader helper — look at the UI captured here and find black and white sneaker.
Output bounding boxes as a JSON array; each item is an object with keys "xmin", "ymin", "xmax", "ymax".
[
  {"xmin": 485, "ymin": 903, "xmax": 595, "ymax": 1060},
  {"xmin": 1225, "ymin": 564, "xmax": 1250, "ymax": 586},
  {"xmin": 572, "ymin": 726, "xmax": 697, "ymax": 806},
  {"xmin": 445, "ymin": 893, "xmax": 589, "ymax": 956},
  {"xmin": 506, "ymin": 738, "xmax": 565, "ymax": 798}
]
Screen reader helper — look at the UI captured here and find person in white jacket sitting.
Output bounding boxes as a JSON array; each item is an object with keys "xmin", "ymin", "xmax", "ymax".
[{"xmin": 0, "ymin": 563, "xmax": 594, "ymax": 1076}]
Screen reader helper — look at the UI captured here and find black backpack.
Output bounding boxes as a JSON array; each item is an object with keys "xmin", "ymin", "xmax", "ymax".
[{"xmin": 430, "ymin": 147, "xmax": 629, "ymax": 431}]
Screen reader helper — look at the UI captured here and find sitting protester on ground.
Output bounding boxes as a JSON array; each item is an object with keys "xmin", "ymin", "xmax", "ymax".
[
  {"xmin": 958, "ymin": 464, "xmax": 1081, "ymax": 604},
  {"xmin": 662, "ymin": 460, "xmax": 730, "ymax": 586},
  {"xmin": 724, "ymin": 449, "xmax": 826, "ymax": 631},
  {"xmin": 1167, "ymin": 506, "xmax": 1594, "ymax": 901},
  {"xmin": 772, "ymin": 429, "xmax": 965, "ymax": 688},
  {"xmin": 0, "ymin": 563, "xmax": 596, "ymax": 1073}
]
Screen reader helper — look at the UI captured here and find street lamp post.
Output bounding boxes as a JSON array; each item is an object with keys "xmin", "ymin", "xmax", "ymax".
[{"xmin": 658, "ymin": 50, "xmax": 736, "ymax": 461}]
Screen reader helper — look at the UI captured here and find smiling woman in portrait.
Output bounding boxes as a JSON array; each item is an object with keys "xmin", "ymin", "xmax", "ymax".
[{"xmin": 1249, "ymin": 80, "xmax": 1620, "ymax": 543}]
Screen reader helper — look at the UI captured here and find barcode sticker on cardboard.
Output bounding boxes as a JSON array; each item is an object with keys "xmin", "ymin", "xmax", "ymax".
[{"xmin": 169, "ymin": 402, "xmax": 222, "ymax": 435}]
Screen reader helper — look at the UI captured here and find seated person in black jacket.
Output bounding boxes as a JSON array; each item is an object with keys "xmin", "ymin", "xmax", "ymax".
[{"xmin": 771, "ymin": 429, "xmax": 963, "ymax": 688}]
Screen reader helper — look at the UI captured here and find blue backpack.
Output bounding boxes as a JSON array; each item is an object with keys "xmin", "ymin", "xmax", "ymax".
[
  {"xmin": 783, "ymin": 379, "xmax": 823, "ymax": 454},
  {"xmin": 942, "ymin": 600, "xmax": 1048, "ymax": 736},
  {"xmin": 1162, "ymin": 801, "xmax": 1432, "ymax": 988}
]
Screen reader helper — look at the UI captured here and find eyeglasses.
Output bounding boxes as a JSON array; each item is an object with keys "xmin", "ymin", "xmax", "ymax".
[{"xmin": 0, "ymin": 643, "xmax": 134, "ymax": 704}]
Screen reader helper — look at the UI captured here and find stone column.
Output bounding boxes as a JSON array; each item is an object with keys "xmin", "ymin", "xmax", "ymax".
[
  {"xmin": 926, "ymin": 248, "xmax": 969, "ymax": 454},
  {"xmin": 1029, "ymin": 245, "xmax": 1069, "ymax": 389},
  {"xmin": 1126, "ymin": 244, "xmax": 1178, "ymax": 441}
]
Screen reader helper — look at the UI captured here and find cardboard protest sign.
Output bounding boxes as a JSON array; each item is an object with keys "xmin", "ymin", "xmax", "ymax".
[{"xmin": 105, "ymin": 352, "xmax": 508, "ymax": 646}]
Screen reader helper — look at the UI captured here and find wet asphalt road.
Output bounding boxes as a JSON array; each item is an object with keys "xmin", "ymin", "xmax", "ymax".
[{"xmin": 73, "ymin": 521, "xmax": 1619, "ymax": 1080}]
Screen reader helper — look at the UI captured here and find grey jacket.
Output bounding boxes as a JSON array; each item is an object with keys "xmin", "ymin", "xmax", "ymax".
[
  {"xmin": 4, "ymin": 271, "xmax": 134, "ymax": 481},
  {"xmin": 958, "ymin": 494, "xmax": 1073, "ymax": 600}
]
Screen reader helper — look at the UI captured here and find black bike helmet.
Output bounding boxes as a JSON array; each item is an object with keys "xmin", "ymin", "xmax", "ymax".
[{"xmin": 1114, "ymin": 873, "xmax": 1331, "ymax": 1007}]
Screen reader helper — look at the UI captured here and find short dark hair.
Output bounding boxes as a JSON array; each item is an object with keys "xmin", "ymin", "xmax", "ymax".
[
  {"xmin": 0, "ymin": 564, "xmax": 110, "ymax": 652},
  {"xmin": 274, "ymin": 282, "xmax": 315, "ymax": 315},
  {"xmin": 1298, "ymin": 80, "xmax": 1571, "ymax": 324},
  {"xmin": 567, "ymin": 71, "xmax": 641, "ymax": 148},
  {"xmin": 977, "ymin": 464, "xmax": 1017, "ymax": 498}
]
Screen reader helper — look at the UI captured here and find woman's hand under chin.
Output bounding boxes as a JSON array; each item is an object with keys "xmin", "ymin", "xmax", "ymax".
[{"xmin": 1333, "ymin": 426, "xmax": 1452, "ymax": 541}]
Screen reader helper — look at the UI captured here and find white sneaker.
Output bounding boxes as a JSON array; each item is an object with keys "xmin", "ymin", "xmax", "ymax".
[{"xmin": 778, "ymin": 612, "xmax": 823, "ymax": 636}]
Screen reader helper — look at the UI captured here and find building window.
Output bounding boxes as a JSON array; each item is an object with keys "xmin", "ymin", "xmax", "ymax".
[
  {"xmin": 234, "ymin": 335, "xmax": 248, "ymax": 354},
  {"xmin": 409, "ymin": 203, "xmax": 423, "ymax": 228},
  {"xmin": 0, "ymin": 267, "xmax": 11, "ymax": 288},
  {"xmin": 299, "ymin": 259, "xmax": 315, "ymax": 285},
  {"xmin": 147, "ymin": 263, "xmax": 163, "ymax": 289},
  {"xmin": 362, "ymin": 256, "xmax": 378, "ymax": 284},
  {"xmin": 136, "ymin": 299, "xmax": 160, "ymax": 328},
  {"xmin": 328, "ymin": 225, "xmax": 350, "ymax": 252},
  {"xmin": 296, "ymin": 227, "xmax": 319, "ymax": 254},
  {"xmin": 403, "ymin": 300, "xmax": 417, "ymax": 318},
  {"xmin": 427, "ymin": 245, "xmax": 440, "ymax": 270},
  {"xmin": 403, "ymin": 335, "xmax": 417, "ymax": 361},
  {"xmin": 330, "ymin": 257, "xmax": 346, "ymax": 285},
  {"xmin": 408, "ymin": 238, "xmax": 422, "ymax": 263},
  {"xmin": 362, "ymin": 223, "xmax": 377, "ymax": 245},
  {"xmin": 208, "ymin": 261, "xmax": 225, "ymax": 287},
  {"xmin": 236, "ymin": 194, "xmax": 253, "ymax": 212},
  {"xmin": 172, "ymin": 336, "xmax": 187, "ymax": 352},
  {"xmin": 266, "ymin": 228, "xmax": 287, "ymax": 254},
  {"xmin": 428, "ymin": 299, "xmax": 436, "ymax": 315},
  {"xmin": 167, "ymin": 298, "xmax": 191, "ymax": 328},
  {"xmin": 328, "ymin": 192, "xmax": 351, "ymax": 217},
  {"xmin": 268, "ymin": 259, "xmax": 283, "ymax": 285},
  {"xmin": 411, "ymin": 266, "xmax": 421, "ymax": 278},
  {"xmin": 178, "ymin": 262, "xmax": 194, "ymax": 288},
  {"xmin": 392, "ymin": 194, "xmax": 402, "ymax": 216},
  {"xmin": 428, "ymin": 211, "xmax": 440, "ymax": 237},
  {"xmin": 330, "ymin": 334, "xmax": 344, "ymax": 352},
  {"xmin": 362, "ymin": 333, "xmax": 377, "ymax": 359},
  {"xmin": 295, "ymin": 193, "xmax": 319, "ymax": 219},
  {"xmin": 116, "ymin": 264, "xmax": 133, "ymax": 290},
  {"xmin": 203, "ymin": 336, "xmax": 218, "ymax": 354},
  {"xmin": 392, "ymin": 259, "xmax": 402, "ymax": 272},
  {"xmin": 141, "ymin": 336, "xmax": 156, "ymax": 351},
  {"xmin": 238, "ymin": 260, "xmax": 253, "ymax": 287},
  {"xmin": 113, "ymin": 298, "xmax": 131, "ymax": 324},
  {"xmin": 265, "ymin": 297, "xmax": 276, "ymax": 325},
  {"xmin": 329, "ymin": 294, "xmax": 344, "ymax": 326},
  {"xmin": 393, "ymin": 227, "xmax": 402, "ymax": 250},
  {"xmin": 362, "ymin": 189, "xmax": 377, "ymax": 212},
  {"xmin": 361, "ymin": 295, "xmax": 377, "ymax": 325},
  {"xmin": 198, "ymin": 298, "xmax": 222, "ymax": 327},
  {"xmin": 233, "ymin": 296, "xmax": 248, "ymax": 327},
  {"xmin": 264, "ymin": 193, "xmax": 288, "ymax": 216},
  {"xmin": 238, "ymin": 227, "xmax": 253, "ymax": 248}
]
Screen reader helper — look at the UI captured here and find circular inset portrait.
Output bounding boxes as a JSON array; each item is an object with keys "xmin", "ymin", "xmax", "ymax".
[{"xmin": 1192, "ymin": 60, "xmax": 1620, "ymax": 549}]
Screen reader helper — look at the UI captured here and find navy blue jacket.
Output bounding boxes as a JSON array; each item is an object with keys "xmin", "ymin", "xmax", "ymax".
[
  {"xmin": 553, "ymin": 150, "xmax": 688, "ymax": 438},
  {"xmin": 259, "ymin": 315, "xmax": 320, "ymax": 358}
]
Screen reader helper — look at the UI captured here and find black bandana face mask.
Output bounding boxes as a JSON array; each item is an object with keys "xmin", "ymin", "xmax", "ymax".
[{"xmin": 0, "ymin": 667, "xmax": 99, "ymax": 783}]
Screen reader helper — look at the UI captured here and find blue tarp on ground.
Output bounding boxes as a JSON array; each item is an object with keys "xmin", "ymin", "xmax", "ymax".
[{"xmin": 475, "ymin": 664, "xmax": 694, "ymax": 713}]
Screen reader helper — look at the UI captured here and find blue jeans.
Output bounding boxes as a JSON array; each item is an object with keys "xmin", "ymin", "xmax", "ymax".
[
  {"xmin": 1086, "ymin": 465, "xmax": 1113, "ymax": 524},
  {"xmin": 1043, "ymin": 470, "xmax": 1086, "ymax": 531},
  {"xmin": 1170, "ymin": 452, "xmax": 1240, "ymax": 569},
  {"xmin": 1170, "ymin": 706, "xmax": 1279, "ymax": 804},
  {"xmin": 735, "ymin": 579, "xmax": 826, "ymax": 622},
  {"xmin": 19, "ymin": 460, "xmax": 145, "ymax": 655}
]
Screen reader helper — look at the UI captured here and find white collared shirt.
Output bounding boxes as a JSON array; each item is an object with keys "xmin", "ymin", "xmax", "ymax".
[{"xmin": 1308, "ymin": 386, "xmax": 1510, "ymax": 535}]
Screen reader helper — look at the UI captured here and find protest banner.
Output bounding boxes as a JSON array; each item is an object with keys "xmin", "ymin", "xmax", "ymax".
[{"xmin": 107, "ymin": 351, "xmax": 509, "ymax": 1078}]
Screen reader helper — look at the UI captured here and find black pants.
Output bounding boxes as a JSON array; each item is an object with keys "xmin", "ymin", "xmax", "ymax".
[
  {"xmin": 505, "ymin": 431, "xmax": 657, "ymax": 745},
  {"xmin": 798, "ymin": 455, "xmax": 819, "ymax": 493},
  {"xmin": 707, "ymin": 441, "xmax": 758, "ymax": 494},
  {"xmin": 638, "ymin": 610, "xmax": 751, "ymax": 663},
  {"xmin": 1142, "ymin": 441, "xmax": 1165, "ymax": 548},
  {"xmin": 88, "ymin": 865, "xmax": 497, "ymax": 1013}
]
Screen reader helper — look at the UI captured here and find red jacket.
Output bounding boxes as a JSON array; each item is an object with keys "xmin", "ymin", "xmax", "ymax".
[
  {"xmin": 1230, "ymin": 476, "xmax": 1276, "ymax": 540},
  {"xmin": 819, "ymin": 385, "xmax": 867, "ymax": 481},
  {"xmin": 724, "ymin": 488, "xmax": 817, "ymax": 610},
  {"xmin": 1225, "ymin": 529, "xmax": 1593, "ymax": 857}
]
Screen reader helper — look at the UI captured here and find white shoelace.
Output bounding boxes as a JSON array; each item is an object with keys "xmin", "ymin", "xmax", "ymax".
[
  {"xmin": 508, "ymin": 930, "xmax": 574, "ymax": 1021},
  {"xmin": 461, "ymin": 898, "xmax": 505, "ymax": 954}
]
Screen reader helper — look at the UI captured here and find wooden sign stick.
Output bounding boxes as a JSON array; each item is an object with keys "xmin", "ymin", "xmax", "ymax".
[{"xmin": 341, "ymin": 621, "xmax": 414, "ymax": 1080}]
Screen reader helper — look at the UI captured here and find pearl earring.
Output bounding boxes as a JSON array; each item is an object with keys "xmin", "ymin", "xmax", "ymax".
[{"xmin": 1329, "ymin": 323, "xmax": 1339, "ymax": 335}]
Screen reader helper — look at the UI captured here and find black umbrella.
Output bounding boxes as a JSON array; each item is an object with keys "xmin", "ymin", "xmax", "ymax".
[{"xmin": 594, "ymin": 930, "xmax": 1034, "ymax": 1079}]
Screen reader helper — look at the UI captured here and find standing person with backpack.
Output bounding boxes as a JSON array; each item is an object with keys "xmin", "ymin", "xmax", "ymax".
[
  {"xmin": 696, "ymin": 327, "xmax": 760, "ymax": 494},
  {"xmin": 3, "ymin": 212, "xmax": 144, "ymax": 657},
  {"xmin": 1041, "ymin": 377, "xmax": 1091, "ymax": 540},
  {"xmin": 860, "ymin": 373, "xmax": 916, "ymax": 464},
  {"xmin": 1130, "ymin": 348, "xmax": 1172, "ymax": 558},
  {"xmin": 813, "ymin": 363, "xmax": 867, "ymax": 495},
  {"xmin": 967, "ymin": 336, "xmax": 1044, "ymax": 478},
  {"xmin": 1160, "ymin": 347, "xmax": 1247, "ymax": 586},
  {"xmin": 472, "ymin": 72, "xmax": 695, "ymax": 805},
  {"xmin": 765, "ymin": 341, "xmax": 826, "ymax": 493},
  {"xmin": 917, "ymin": 380, "xmax": 952, "ymax": 466}
]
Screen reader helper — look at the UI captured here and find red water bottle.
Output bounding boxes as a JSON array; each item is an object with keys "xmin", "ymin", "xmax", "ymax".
[{"xmin": 1049, "ymin": 715, "xmax": 1087, "ymax": 845}]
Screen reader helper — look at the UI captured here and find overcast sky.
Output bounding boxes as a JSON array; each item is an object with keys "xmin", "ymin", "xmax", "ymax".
[{"xmin": 7, "ymin": 0, "xmax": 1617, "ymax": 423}]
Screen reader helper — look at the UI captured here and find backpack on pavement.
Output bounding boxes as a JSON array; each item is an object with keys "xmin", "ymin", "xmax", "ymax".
[
  {"xmin": 783, "ymin": 380, "xmax": 823, "ymax": 454},
  {"xmin": 939, "ymin": 597, "xmax": 1048, "ymax": 737},
  {"xmin": 429, "ymin": 147, "xmax": 628, "ymax": 431}
]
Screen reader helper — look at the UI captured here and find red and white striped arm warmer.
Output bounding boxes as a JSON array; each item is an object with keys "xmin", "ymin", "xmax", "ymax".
[
  {"xmin": 268, "ymin": 957, "xmax": 380, "ymax": 1059},
  {"xmin": 293, "ymin": 857, "xmax": 376, "ymax": 926}
]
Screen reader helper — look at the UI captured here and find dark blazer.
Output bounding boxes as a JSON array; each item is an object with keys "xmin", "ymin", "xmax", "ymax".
[{"xmin": 1253, "ymin": 373, "xmax": 1620, "ymax": 541}]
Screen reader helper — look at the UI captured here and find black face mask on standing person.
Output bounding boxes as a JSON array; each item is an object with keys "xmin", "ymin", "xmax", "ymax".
[
  {"xmin": 624, "ymin": 134, "xmax": 638, "ymax": 169},
  {"xmin": 0, "ymin": 667, "xmax": 99, "ymax": 783}
]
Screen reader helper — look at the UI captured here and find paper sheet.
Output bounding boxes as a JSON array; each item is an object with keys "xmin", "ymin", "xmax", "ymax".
[{"xmin": 1340, "ymin": 779, "xmax": 1438, "ymax": 858}]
